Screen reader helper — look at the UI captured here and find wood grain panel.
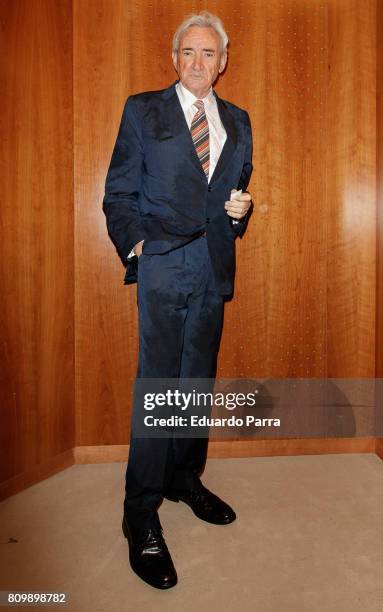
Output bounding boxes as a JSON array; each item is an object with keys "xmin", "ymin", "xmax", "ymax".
[
  {"xmin": 219, "ymin": 0, "xmax": 328, "ymax": 378},
  {"xmin": 377, "ymin": 0, "xmax": 383, "ymax": 442},
  {"xmin": 377, "ymin": 0, "xmax": 383, "ymax": 379},
  {"xmin": 74, "ymin": 0, "xmax": 140, "ymax": 447},
  {"xmin": 74, "ymin": 0, "xmax": 377, "ymax": 446},
  {"xmin": 0, "ymin": 0, "xmax": 75, "ymax": 483},
  {"xmin": 326, "ymin": 0, "xmax": 376, "ymax": 377}
]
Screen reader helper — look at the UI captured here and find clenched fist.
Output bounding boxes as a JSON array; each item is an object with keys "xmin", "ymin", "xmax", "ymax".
[{"xmin": 224, "ymin": 189, "xmax": 252, "ymax": 220}]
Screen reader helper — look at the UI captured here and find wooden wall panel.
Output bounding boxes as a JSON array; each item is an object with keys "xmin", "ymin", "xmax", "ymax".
[
  {"xmin": 377, "ymin": 0, "xmax": 383, "ymax": 442},
  {"xmin": 72, "ymin": 0, "xmax": 376, "ymax": 445},
  {"xmin": 377, "ymin": 0, "xmax": 383, "ymax": 379},
  {"xmin": 74, "ymin": 0, "xmax": 140, "ymax": 446},
  {"xmin": 219, "ymin": 0, "xmax": 329, "ymax": 378},
  {"xmin": 326, "ymin": 0, "xmax": 376, "ymax": 377},
  {"xmin": 0, "ymin": 0, "xmax": 75, "ymax": 484}
]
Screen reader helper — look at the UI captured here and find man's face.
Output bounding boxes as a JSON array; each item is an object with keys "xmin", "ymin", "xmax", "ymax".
[{"xmin": 172, "ymin": 26, "xmax": 227, "ymax": 98}]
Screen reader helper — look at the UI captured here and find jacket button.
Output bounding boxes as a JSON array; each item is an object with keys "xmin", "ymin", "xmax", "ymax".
[
  {"xmin": 208, "ymin": 186, "xmax": 212, "ymax": 192},
  {"xmin": 206, "ymin": 217, "xmax": 211, "ymax": 223}
]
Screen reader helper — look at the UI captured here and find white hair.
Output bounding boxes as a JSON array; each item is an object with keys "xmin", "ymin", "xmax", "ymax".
[{"xmin": 172, "ymin": 10, "xmax": 228, "ymax": 55}]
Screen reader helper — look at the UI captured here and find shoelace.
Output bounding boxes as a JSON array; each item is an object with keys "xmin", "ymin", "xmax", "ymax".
[
  {"xmin": 138, "ymin": 527, "xmax": 168, "ymax": 555},
  {"xmin": 190, "ymin": 487, "xmax": 208, "ymax": 504}
]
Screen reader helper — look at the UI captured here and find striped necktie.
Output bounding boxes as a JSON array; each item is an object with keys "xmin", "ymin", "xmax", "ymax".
[{"xmin": 190, "ymin": 99, "xmax": 210, "ymax": 179}]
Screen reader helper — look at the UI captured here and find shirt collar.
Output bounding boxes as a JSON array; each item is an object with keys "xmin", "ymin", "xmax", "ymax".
[{"xmin": 175, "ymin": 81, "xmax": 215, "ymax": 113}]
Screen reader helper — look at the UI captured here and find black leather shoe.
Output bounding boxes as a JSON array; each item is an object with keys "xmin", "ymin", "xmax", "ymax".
[
  {"xmin": 165, "ymin": 484, "xmax": 236, "ymax": 525},
  {"xmin": 122, "ymin": 515, "xmax": 177, "ymax": 589}
]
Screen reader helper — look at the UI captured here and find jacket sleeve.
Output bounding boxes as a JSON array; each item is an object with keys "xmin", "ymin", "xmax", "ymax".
[
  {"xmin": 233, "ymin": 110, "xmax": 254, "ymax": 237},
  {"xmin": 238, "ymin": 110, "xmax": 253, "ymax": 192},
  {"xmin": 102, "ymin": 96, "xmax": 146, "ymax": 265}
]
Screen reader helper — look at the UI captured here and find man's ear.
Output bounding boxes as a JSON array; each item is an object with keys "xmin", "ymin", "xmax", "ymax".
[
  {"xmin": 172, "ymin": 52, "xmax": 178, "ymax": 71},
  {"xmin": 219, "ymin": 51, "xmax": 227, "ymax": 73}
]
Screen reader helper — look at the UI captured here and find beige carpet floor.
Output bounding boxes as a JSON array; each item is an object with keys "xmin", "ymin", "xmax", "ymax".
[{"xmin": 1, "ymin": 454, "xmax": 383, "ymax": 611}]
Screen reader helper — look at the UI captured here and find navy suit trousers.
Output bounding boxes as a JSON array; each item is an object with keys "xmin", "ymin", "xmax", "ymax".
[{"xmin": 124, "ymin": 236, "xmax": 224, "ymax": 527}]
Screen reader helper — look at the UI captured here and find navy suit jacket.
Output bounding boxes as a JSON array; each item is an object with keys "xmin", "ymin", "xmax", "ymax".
[{"xmin": 103, "ymin": 81, "xmax": 253, "ymax": 296}]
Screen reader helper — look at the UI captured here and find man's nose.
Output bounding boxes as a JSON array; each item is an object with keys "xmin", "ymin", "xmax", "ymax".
[{"xmin": 192, "ymin": 55, "xmax": 203, "ymax": 70}]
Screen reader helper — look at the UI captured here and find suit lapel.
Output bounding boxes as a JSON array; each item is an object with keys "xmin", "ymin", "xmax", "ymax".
[{"xmin": 209, "ymin": 94, "xmax": 237, "ymax": 185}]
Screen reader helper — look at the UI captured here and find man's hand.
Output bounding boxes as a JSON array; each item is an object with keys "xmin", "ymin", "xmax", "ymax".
[
  {"xmin": 224, "ymin": 189, "xmax": 252, "ymax": 220},
  {"xmin": 133, "ymin": 240, "xmax": 144, "ymax": 257}
]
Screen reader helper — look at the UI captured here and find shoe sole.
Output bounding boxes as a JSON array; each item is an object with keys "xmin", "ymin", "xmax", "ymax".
[{"xmin": 122, "ymin": 518, "xmax": 178, "ymax": 590}]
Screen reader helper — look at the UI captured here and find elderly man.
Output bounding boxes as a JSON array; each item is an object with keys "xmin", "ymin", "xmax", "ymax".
[{"xmin": 103, "ymin": 11, "xmax": 253, "ymax": 589}]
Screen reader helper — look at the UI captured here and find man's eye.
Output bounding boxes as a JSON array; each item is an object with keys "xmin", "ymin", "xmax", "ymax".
[{"xmin": 205, "ymin": 52, "xmax": 214, "ymax": 58}]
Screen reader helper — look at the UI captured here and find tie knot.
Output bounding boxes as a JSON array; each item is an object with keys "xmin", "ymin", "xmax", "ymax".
[{"xmin": 194, "ymin": 99, "xmax": 204, "ymax": 112}]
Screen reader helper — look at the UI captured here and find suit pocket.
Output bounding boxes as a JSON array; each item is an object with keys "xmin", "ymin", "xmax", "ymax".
[
  {"xmin": 144, "ymin": 129, "xmax": 173, "ymax": 142},
  {"xmin": 157, "ymin": 133, "xmax": 173, "ymax": 142}
]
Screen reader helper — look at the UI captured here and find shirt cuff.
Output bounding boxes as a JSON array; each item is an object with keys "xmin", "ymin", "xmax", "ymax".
[{"xmin": 127, "ymin": 239, "xmax": 145, "ymax": 260}]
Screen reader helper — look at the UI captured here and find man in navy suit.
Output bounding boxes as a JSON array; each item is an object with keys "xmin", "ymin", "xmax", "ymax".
[{"xmin": 103, "ymin": 11, "xmax": 253, "ymax": 589}]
